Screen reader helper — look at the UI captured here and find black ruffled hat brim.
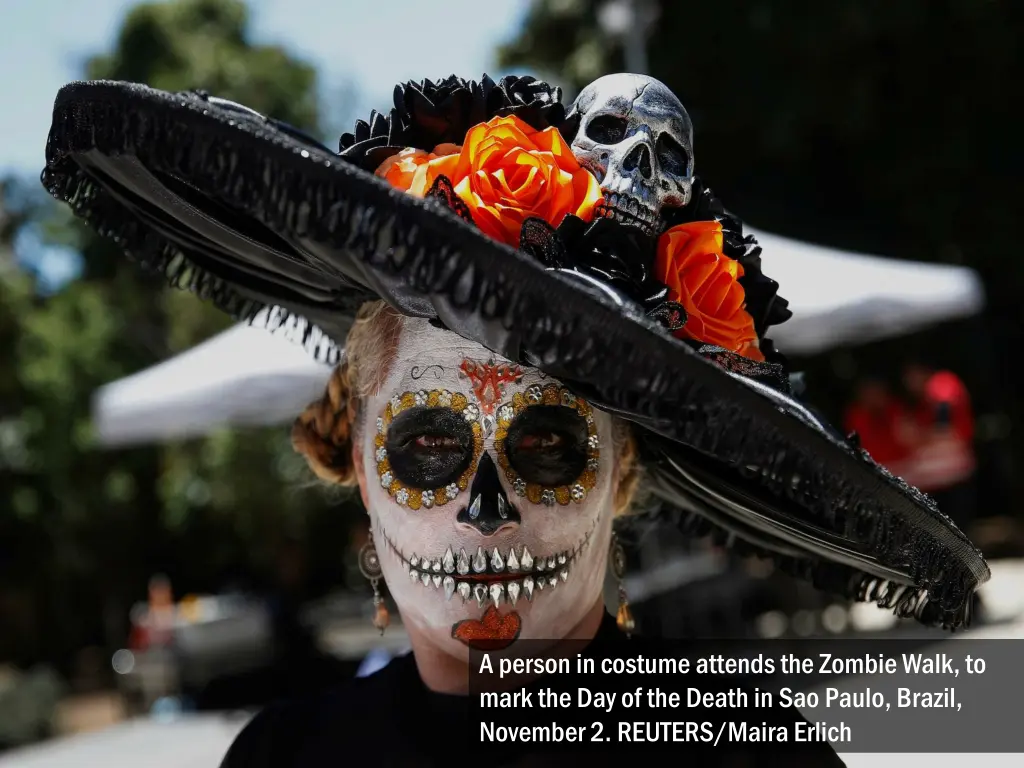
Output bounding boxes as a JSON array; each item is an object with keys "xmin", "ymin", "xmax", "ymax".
[{"xmin": 42, "ymin": 80, "xmax": 988, "ymax": 629}]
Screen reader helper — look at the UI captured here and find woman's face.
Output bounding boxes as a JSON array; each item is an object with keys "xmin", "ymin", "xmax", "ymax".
[{"xmin": 358, "ymin": 318, "xmax": 616, "ymax": 659}]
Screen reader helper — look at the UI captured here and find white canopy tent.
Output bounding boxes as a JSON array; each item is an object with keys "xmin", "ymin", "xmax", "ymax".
[
  {"xmin": 91, "ymin": 230, "xmax": 985, "ymax": 447},
  {"xmin": 749, "ymin": 228, "xmax": 985, "ymax": 354},
  {"xmin": 91, "ymin": 320, "xmax": 332, "ymax": 447}
]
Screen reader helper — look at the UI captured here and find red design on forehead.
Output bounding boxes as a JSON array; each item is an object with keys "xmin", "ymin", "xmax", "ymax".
[{"xmin": 460, "ymin": 359, "xmax": 522, "ymax": 414}]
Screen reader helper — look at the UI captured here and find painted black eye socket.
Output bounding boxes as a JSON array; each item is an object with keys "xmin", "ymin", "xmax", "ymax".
[
  {"xmin": 656, "ymin": 133, "xmax": 690, "ymax": 177},
  {"xmin": 504, "ymin": 406, "xmax": 590, "ymax": 488},
  {"xmin": 385, "ymin": 407, "xmax": 475, "ymax": 490},
  {"xmin": 586, "ymin": 114, "xmax": 628, "ymax": 145}
]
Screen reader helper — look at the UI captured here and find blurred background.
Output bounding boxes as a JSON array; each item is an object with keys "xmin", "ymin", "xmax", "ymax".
[{"xmin": 0, "ymin": 0, "xmax": 1020, "ymax": 764}]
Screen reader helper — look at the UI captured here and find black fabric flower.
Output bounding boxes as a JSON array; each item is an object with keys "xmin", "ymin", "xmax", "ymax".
[
  {"xmin": 338, "ymin": 75, "xmax": 579, "ymax": 173},
  {"xmin": 518, "ymin": 215, "xmax": 678, "ymax": 318}
]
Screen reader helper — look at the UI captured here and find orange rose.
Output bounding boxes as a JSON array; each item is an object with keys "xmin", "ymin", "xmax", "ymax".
[
  {"xmin": 375, "ymin": 115, "xmax": 602, "ymax": 246},
  {"xmin": 374, "ymin": 144, "xmax": 461, "ymax": 196},
  {"xmin": 655, "ymin": 221, "xmax": 764, "ymax": 361}
]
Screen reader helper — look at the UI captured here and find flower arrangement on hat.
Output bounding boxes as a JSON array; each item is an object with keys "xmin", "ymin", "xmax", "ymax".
[{"xmin": 372, "ymin": 112, "xmax": 764, "ymax": 362}]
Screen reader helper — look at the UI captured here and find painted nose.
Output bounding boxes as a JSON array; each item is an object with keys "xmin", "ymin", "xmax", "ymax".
[{"xmin": 457, "ymin": 453, "xmax": 521, "ymax": 536}]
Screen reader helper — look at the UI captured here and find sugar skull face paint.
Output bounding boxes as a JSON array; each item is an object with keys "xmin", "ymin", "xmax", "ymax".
[{"xmin": 361, "ymin": 318, "xmax": 616, "ymax": 658}]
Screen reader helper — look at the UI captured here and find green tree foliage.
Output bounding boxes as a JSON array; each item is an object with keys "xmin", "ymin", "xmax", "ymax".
[
  {"xmin": 500, "ymin": 0, "xmax": 1020, "ymax": 503},
  {"xmin": 1, "ymin": 0, "xmax": 354, "ymax": 674}
]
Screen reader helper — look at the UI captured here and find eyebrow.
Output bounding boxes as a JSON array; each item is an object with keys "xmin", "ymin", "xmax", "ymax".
[{"xmin": 408, "ymin": 364, "xmax": 448, "ymax": 381}]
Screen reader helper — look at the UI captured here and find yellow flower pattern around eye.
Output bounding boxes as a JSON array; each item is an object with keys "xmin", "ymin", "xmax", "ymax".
[
  {"xmin": 494, "ymin": 384, "xmax": 599, "ymax": 507},
  {"xmin": 375, "ymin": 389, "xmax": 483, "ymax": 510}
]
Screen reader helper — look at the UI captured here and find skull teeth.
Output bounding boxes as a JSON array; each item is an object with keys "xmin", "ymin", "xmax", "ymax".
[
  {"xmin": 380, "ymin": 528, "xmax": 599, "ymax": 601},
  {"xmin": 401, "ymin": 544, "xmax": 587, "ymax": 577}
]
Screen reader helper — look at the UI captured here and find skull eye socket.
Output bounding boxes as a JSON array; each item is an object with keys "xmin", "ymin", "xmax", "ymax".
[
  {"xmin": 504, "ymin": 406, "xmax": 590, "ymax": 488},
  {"xmin": 656, "ymin": 133, "xmax": 690, "ymax": 177},
  {"xmin": 586, "ymin": 114, "xmax": 628, "ymax": 145},
  {"xmin": 385, "ymin": 407, "xmax": 475, "ymax": 489}
]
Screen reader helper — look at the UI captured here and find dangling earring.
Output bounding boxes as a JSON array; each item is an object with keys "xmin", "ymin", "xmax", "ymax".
[
  {"xmin": 359, "ymin": 530, "xmax": 389, "ymax": 635},
  {"xmin": 611, "ymin": 533, "xmax": 634, "ymax": 637}
]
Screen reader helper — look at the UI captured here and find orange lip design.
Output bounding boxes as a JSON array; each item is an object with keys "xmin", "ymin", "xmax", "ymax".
[{"xmin": 452, "ymin": 606, "xmax": 522, "ymax": 650}]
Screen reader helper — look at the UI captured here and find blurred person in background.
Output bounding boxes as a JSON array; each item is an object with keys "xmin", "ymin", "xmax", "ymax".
[
  {"xmin": 843, "ymin": 377, "xmax": 915, "ymax": 476},
  {"xmin": 902, "ymin": 362, "xmax": 977, "ymax": 532}
]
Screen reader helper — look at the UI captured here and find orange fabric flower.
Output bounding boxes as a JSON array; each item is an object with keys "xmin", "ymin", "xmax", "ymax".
[
  {"xmin": 655, "ymin": 221, "xmax": 764, "ymax": 361},
  {"xmin": 375, "ymin": 115, "xmax": 603, "ymax": 246},
  {"xmin": 374, "ymin": 144, "xmax": 461, "ymax": 196}
]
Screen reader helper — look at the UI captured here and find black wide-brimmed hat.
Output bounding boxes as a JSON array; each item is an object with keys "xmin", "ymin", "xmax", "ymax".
[{"xmin": 41, "ymin": 74, "xmax": 988, "ymax": 628}]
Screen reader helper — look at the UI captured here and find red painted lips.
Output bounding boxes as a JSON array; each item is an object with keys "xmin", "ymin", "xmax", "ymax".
[{"xmin": 452, "ymin": 606, "xmax": 522, "ymax": 650}]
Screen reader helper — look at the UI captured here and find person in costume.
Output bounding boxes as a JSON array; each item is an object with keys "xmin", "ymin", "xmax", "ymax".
[{"xmin": 41, "ymin": 72, "xmax": 989, "ymax": 765}]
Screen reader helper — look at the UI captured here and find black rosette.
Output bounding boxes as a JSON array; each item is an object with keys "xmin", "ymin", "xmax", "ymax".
[
  {"xmin": 338, "ymin": 75, "xmax": 578, "ymax": 173},
  {"xmin": 518, "ymin": 215, "xmax": 686, "ymax": 331}
]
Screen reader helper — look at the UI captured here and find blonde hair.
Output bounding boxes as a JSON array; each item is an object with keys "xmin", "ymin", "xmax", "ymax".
[{"xmin": 292, "ymin": 301, "xmax": 643, "ymax": 516}]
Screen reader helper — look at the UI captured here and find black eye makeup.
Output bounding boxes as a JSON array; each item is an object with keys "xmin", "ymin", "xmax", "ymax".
[
  {"xmin": 495, "ymin": 384, "xmax": 600, "ymax": 507},
  {"xmin": 374, "ymin": 389, "xmax": 484, "ymax": 509},
  {"xmin": 504, "ymin": 406, "xmax": 589, "ymax": 488},
  {"xmin": 386, "ymin": 407, "xmax": 475, "ymax": 490}
]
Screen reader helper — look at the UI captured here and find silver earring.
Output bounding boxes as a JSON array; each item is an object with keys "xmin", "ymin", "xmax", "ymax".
[
  {"xmin": 359, "ymin": 530, "xmax": 389, "ymax": 635},
  {"xmin": 611, "ymin": 533, "xmax": 634, "ymax": 636}
]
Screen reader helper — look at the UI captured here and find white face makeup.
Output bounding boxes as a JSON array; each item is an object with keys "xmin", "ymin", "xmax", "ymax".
[{"xmin": 361, "ymin": 318, "xmax": 616, "ymax": 657}]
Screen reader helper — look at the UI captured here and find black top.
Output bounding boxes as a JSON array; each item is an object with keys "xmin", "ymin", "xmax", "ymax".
[{"xmin": 221, "ymin": 613, "xmax": 846, "ymax": 767}]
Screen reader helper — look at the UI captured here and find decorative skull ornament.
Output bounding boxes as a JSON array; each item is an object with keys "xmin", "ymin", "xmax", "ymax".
[{"xmin": 569, "ymin": 73, "xmax": 694, "ymax": 235}]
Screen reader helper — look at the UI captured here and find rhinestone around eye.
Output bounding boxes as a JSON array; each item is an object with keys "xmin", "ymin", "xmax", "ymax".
[
  {"xmin": 463, "ymin": 404, "xmax": 480, "ymax": 422},
  {"xmin": 380, "ymin": 471, "xmax": 393, "ymax": 488},
  {"xmin": 446, "ymin": 483, "xmax": 460, "ymax": 499},
  {"xmin": 540, "ymin": 489, "xmax": 556, "ymax": 506},
  {"xmin": 390, "ymin": 395, "xmax": 402, "ymax": 413},
  {"xmin": 586, "ymin": 413, "xmax": 594, "ymax": 425},
  {"xmin": 571, "ymin": 484, "xmax": 586, "ymax": 502},
  {"xmin": 376, "ymin": 417, "xmax": 385, "ymax": 435},
  {"xmin": 513, "ymin": 479, "xmax": 527, "ymax": 496},
  {"xmin": 588, "ymin": 435, "xmax": 600, "ymax": 450},
  {"xmin": 561, "ymin": 391, "xmax": 576, "ymax": 407},
  {"xmin": 526, "ymin": 385, "xmax": 543, "ymax": 403},
  {"xmin": 414, "ymin": 390, "xmax": 428, "ymax": 406},
  {"xmin": 498, "ymin": 404, "xmax": 514, "ymax": 422},
  {"xmin": 395, "ymin": 488, "xmax": 409, "ymax": 506},
  {"xmin": 437, "ymin": 390, "xmax": 452, "ymax": 407},
  {"xmin": 375, "ymin": 447, "xmax": 387, "ymax": 462},
  {"xmin": 421, "ymin": 490, "xmax": 435, "ymax": 508},
  {"xmin": 587, "ymin": 457, "xmax": 600, "ymax": 472}
]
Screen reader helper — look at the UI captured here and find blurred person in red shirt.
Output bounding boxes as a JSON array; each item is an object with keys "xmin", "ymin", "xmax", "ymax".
[
  {"xmin": 844, "ymin": 378, "xmax": 915, "ymax": 475},
  {"xmin": 902, "ymin": 362, "xmax": 977, "ymax": 531}
]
